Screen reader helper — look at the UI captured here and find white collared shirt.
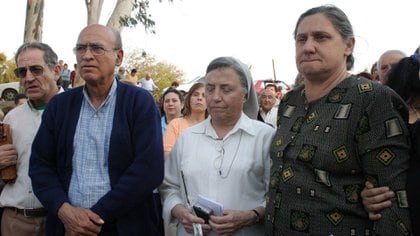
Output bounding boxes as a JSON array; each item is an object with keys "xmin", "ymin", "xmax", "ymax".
[
  {"xmin": 259, "ymin": 107, "xmax": 278, "ymax": 128},
  {"xmin": 160, "ymin": 113, "xmax": 275, "ymax": 236},
  {"xmin": 0, "ymin": 88, "xmax": 63, "ymax": 209},
  {"xmin": 0, "ymin": 103, "xmax": 44, "ymax": 209}
]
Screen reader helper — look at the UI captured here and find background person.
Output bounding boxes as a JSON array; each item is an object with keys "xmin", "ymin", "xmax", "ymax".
[
  {"xmin": 370, "ymin": 62, "xmax": 379, "ymax": 81},
  {"xmin": 160, "ymin": 56, "xmax": 275, "ymax": 236},
  {"xmin": 139, "ymin": 72, "xmax": 159, "ymax": 92},
  {"xmin": 159, "ymin": 88, "xmax": 184, "ymax": 134},
  {"xmin": 265, "ymin": 5, "xmax": 412, "ymax": 235},
  {"xmin": 0, "ymin": 42, "xmax": 61, "ymax": 236},
  {"xmin": 114, "ymin": 66, "xmax": 126, "ymax": 81},
  {"xmin": 264, "ymin": 84, "xmax": 281, "ymax": 108},
  {"xmin": 60, "ymin": 63, "xmax": 71, "ymax": 90},
  {"xmin": 170, "ymin": 81, "xmax": 179, "ymax": 89},
  {"xmin": 257, "ymin": 88, "xmax": 278, "ymax": 128},
  {"xmin": 376, "ymin": 50, "xmax": 406, "ymax": 84},
  {"xmin": 70, "ymin": 64, "xmax": 77, "ymax": 88},
  {"xmin": 29, "ymin": 24, "xmax": 164, "ymax": 236},
  {"xmin": 14, "ymin": 93, "xmax": 28, "ymax": 106},
  {"xmin": 163, "ymin": 83, "xmax": 207, "ymax": 159},
  {"xmin": 122, "ymin": 68, "xmax": 138, "ymax": 85}
]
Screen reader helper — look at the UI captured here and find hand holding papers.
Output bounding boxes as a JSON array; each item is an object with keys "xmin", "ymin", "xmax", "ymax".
[{"xmin": 194, "ymin": 194, "xmax": 224, "ymax": 217}]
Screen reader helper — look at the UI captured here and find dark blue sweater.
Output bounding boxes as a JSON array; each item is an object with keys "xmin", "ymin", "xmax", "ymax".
[{"xmin": 29, "ymin": 81, "xmax": 164, "ymax": 235}]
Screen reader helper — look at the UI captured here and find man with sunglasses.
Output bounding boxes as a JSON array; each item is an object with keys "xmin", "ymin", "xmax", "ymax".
[
  {"xmin": 0, "ymin": 42, "xmax": 62, "ymax": 236},
  {"xmin": 29, "ymin": 24, "xmax": 164, "ymax": 236}
]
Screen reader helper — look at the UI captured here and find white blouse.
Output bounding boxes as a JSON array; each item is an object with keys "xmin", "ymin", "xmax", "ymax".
[{"xmin": 160, "ymin": 113, "xmax": 275, "ymax": 236}]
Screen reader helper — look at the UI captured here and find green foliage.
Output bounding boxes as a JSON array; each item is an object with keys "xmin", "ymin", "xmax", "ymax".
[
  {"xmin": 119, "ymin": 0, "xmax": 155, "ymax": 33},
  {"xmin": 122, "ymin": 49, "xmax": 185, "ymax": 97},
  {"xmin": 0, "ymin": 52, "xmax": 18, "ymax": 83},
  {"xmin": 119, "ymin": 0, "xmax": 174, "ymax": 34}
]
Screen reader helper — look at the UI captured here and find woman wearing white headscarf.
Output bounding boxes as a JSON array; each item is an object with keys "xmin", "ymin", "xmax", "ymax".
[{"xmin": 160, "ymin": 57, "xmax": 275, "ymax": 235}]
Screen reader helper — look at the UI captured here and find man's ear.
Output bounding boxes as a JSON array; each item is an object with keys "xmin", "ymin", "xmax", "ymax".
[
  {"xmin": 116, "ymin": 49, "xmax": 124, "ymax": 66},
  {"xmin": 53, "ymin": 64, "xmax": 61, "ymax": 82}
]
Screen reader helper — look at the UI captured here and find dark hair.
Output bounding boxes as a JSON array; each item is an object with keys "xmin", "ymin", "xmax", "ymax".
[
  {"xmin": 294, "ymin": 5, "xmax": 355, "ymax": 70},
  {"xmin": 265, "ymin": 84, "xmax": 278, "ymax": 92},
  {"xmin": 14, "ymin": 93, "xmax": 27, "ymax": 105},
  {"xmin": 357, "ymin": 72, "xmax": 373, "ymax": 80},
  {"xmin": 131, "ymin": 69, "xmax": 137, "ymax": 73},
  {"xmin": 15, "ymin": 42, "xmax": 58, "ymax": 70},
  {"xmin": 183, "ymin": 83, "xmax": 208, "ymax": 118},
  {"xmin": 171, "ymin": 81, "xmax": 179, "ymax": 87},
  {"xmin": 386, "ymin": 56, "xmax": 420, "ymax": 102},
  {"xmin": 159, "ymin": 88, "xmax": 184, "ymax": 116},
  {"xmin": 370, "ymin": 62, "xmax": 378, "ymax": 74}
]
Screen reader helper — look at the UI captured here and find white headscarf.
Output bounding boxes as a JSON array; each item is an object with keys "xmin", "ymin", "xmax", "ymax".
[{"xmin": 205, "ymin": 57, "xmax": 259, "ymax": 119}]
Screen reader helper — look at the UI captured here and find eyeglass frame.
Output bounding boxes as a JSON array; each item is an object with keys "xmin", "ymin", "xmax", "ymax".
[
  {"xmin": 73, "ymin": 43, "xmax": 121, "ymax": 56},
  {"xmin": 13, "ymin": 64, "xmax": 52, "ymax": 79}
]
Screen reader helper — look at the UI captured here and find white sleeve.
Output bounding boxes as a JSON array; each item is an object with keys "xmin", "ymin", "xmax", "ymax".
[{"xmin": 159, "ymin": 135, "xmax": 185, "ymax": 226}]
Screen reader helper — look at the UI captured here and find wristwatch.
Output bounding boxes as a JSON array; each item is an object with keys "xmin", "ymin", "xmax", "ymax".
[{"xmin": 252, "ymin": 209, "xmax": 261, "ymax": 224}]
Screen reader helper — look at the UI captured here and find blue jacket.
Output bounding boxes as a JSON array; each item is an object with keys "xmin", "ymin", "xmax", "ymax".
[{"xmin": 29, "ymin": 81, "xmax": 164, "ymax": 235}]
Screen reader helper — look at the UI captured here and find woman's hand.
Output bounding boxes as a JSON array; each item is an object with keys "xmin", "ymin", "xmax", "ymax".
[
  {"xmin": 172, "ymin": 204, "xmax": 211, "ymax": 235},
  {"xmin": 209, "ymin": 209, "xmax": 256, "ymax": 236},
  {"xmin": 360, "ymin": 181, "xmax": 395, "ymax": 220}
]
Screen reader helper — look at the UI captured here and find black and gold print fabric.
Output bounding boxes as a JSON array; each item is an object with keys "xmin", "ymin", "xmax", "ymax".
[{"xmin": 265, "ymin": 76, "xmax": 412, "ymax": 236}]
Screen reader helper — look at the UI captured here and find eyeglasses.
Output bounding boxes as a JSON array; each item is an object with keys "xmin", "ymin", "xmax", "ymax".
[
  {"xmin": 73, "ymin": 44, "xmax": 119, "ymax": 56},
  {"xmin": 14, "ymin": 65, "xmax": 45, "ymax": 79}
]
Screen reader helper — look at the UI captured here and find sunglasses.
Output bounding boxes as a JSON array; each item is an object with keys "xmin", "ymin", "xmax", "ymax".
[{"xmin": 14, "ymin": 65, "xmax": 45, "ymax": 79}]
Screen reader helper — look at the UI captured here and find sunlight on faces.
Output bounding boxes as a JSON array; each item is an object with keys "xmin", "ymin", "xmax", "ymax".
[
  {"xmin": 295, "ymin": 13, "xmax": 353, "ymax": 81},
  {"xmin": 189, "ymin": 86, "xmax": 207, "ymax": 113},
  {"xmin": 163, "ymin": 92, "xmax": 183, "ymax": 118},
  {"xmin": 17, "ymin": 48, "xmax": 59, "ymax": 106},
  {"xmin": 205, "ymin": 68, "xmax": 246, "ymax": 125},
  {"xmin": 76, "ymin": 25, "xmax": 123, "ymax": 83}
]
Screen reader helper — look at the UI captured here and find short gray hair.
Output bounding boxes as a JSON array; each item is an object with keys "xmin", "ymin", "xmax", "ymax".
[
  {"xmin": 377, "ymin": 50, "xmax": 407, "ymax": 70},
  {"xmin": 15, "ymin": 42, "xmax": 58, "ymax": 70}
]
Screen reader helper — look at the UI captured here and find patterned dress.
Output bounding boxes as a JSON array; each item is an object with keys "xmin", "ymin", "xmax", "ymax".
[{"xmin": 265, "ymin": 76, "xmax": 412, "ymax": 235}]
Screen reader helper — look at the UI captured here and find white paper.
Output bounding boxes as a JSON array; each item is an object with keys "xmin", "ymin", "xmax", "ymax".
[
  {"xmin": 196, "ymin": 194, "xmax": 224, "ymax": 216},
  {"xmin": 192, "ymin": 223, "xmax": 203, "ymax": 236}
]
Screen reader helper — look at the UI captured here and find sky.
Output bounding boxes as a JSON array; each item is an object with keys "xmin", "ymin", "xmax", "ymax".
[{"xmin": 1, "ymin": 0, "xmax": 419, "ymax": 85}]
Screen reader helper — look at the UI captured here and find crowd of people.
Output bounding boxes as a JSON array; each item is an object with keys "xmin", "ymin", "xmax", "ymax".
[{"xmin": 0, "ymin": 3, "xmax": 418, "ymax": 236}]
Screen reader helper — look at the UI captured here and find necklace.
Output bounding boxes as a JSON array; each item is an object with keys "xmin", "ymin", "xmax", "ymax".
[{"xmin": 213, "ymin": 130, "xmax": 243, "ymax": 179}]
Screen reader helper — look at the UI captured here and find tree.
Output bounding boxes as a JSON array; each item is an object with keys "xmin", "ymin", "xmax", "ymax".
[
  {"xmin": 84, "ymin": 0, "xmax": 160, "ymax": 33},
  {"xmin": 106, "ymin": 0, "xmax": 135, "ymax": 32},
  {"xmin": 0, "ymin": 52, "xmax": 19, "ymax": 85},
  {"xmin": 24, "ymin": 0, "xmax": 170, "ymax": 43},
  {"xmin": 122, "ymin": 49, "xmax": 184, "ymax": 95},
  {"xmin": 85, "ymin": 0, "xmax": 104, "ymax": 25},
  {"xmin": 116, "ymin": 0, "xmax": 156, "ymax": 33},
  {"xmin": 24, "ymin": 0, "xmax": 44, "ymax": 42}
]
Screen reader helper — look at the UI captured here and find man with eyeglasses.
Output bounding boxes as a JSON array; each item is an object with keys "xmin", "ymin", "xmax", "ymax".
[
  {"xmin": 0, "ymin": 42, "xmax": 62, "ymax": 236},
  {"xmin": 29, "ymin": 24, "xmax": 164, "ymax": 236}
]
